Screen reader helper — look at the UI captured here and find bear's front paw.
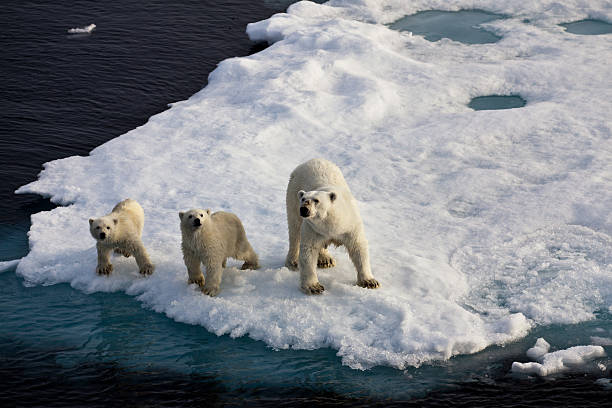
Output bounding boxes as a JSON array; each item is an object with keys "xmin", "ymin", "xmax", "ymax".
[
  {"xmin": 139, "ymin": 263, "xmax": 154, "ymax": 276},
  {"xmin": 317, "ymin": 254, "xmax": 336, "ymax": 269},
  {"xmin": 188, "ymin": 276, "xmax": 205, "ymax": 288},
  {"xmin": 357, "ymin": 278, "xmax": 380, "ymax": 289},
  {"xmin": 96, "ymin": 263, "xmax": 113, "ymax": 276},
  {"xmin": 285, "ymin": 259, "xmax": 298, "ymax": 271},
  {"xmin": 240, "ymin": 262, "xmax": 259, "ymax": 270},
  {"xmin": 201, "ymin": 285, "xmax": 220, "ymax": 297},
  {"xmin": 114, "ymin": 248, "xmax": 132, "ymax": 258},
  {"xmin": 301, "ymin": 282, "xmax": 325, "ymax": 295}
]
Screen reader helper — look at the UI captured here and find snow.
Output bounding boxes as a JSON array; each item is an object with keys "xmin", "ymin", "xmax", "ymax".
[
  {"xmin": 512, "ymin": 337, "xmax": 606, "ymax": 376},
  {"xmin": 15, "ymin": 0, "xmax": 612, "ymax": 370},
  {"xmin": 68, "ymin": 23, "xmax": 96, "ymax": 34}
]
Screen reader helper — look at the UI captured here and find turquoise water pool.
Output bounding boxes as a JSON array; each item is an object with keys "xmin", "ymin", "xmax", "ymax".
[{"xmin": 388, "ymin": 10, "xmax": 505, "ymax": 44}]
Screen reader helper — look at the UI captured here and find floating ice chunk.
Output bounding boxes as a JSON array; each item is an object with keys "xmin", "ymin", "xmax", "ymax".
[
  {"xmin": 68, "ymin": 23, "xmax": 96, "ymax": 34},
  {"xmin": 590, "ymin": 336, "xmax": 612, "ymax": 346},
  {"xmin": 0, "ymin": 259, "xmax": 20, "ymax": 273},
  {"xmin": 525, "ymin": 337, "xmax": 550, "ymax": 360},
  {"xmin": 512, "ymin": 338, "xmax": 606, "ymax": 376},
  {"xmin": 596, "ymin": 378, "xmax": 612, "ymax": 389}
]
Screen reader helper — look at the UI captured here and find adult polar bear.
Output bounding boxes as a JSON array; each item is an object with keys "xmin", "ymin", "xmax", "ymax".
[{"xmin": 286, "ymin": 158, "xmax": 380, "ymax": 294}]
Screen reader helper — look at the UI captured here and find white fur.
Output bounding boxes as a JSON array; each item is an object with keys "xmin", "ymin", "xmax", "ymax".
[
  {"xmin": 88, "ymin": 198, "xmax": 154, "ymax": 276},
  {"xmin": 179, "ymin": 209, "xmax": 259, "ymax": 297},
  {"xmin": 285, "ymin": 158, "xmax": 379, "ymax": 294}
]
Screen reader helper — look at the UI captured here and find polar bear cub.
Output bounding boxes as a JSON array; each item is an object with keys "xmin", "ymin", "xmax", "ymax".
[
  {"xmin": 89, "ymin": 198, "xmax": 154, "ymax": 276},
  {"xmin": 179, "ymin": 209, "xmax": 259, "ymax": 297},
  {"xmin": 286, "ymin": 158, "xmax": 380, "ymax": 294}
]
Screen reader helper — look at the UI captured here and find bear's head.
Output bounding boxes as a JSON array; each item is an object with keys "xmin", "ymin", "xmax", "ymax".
[
  {"xmin": 298, "ymin": 190, "xmax": 337, "ymax": 220},
  {"xmin": 89, "ymin": 216, "xmax": 118, "ymax": 242},
  {"xmin": 179, "ymin": 209, "xmax": 211, "ymax": 231}
]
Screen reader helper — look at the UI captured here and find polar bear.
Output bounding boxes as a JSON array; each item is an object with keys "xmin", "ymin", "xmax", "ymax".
[
  {"xmin": 179, "ymin": 209, "xmax": 259, "ymax": 297},
  {"xmin": 89, "ymin": 198, "xmax": 154, "ymax": 276},
  {"xmin": 285, "ymin": 158, "xmax": 380, "ymax": 294}
]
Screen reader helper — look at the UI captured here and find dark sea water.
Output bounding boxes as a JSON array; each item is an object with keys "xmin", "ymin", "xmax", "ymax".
[{"xmin": 1, "ymin": 1, "xmax": 610, "ymax": 406}]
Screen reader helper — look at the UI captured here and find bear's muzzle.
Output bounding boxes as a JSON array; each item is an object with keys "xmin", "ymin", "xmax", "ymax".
[
  {"xmin": 99, "ymin": 232, "xmax": 106, "ymax": 240},
  {"xmin": 193, "ymin": 218, "xmax": 201, "ymax": 227},
  {"xmin": 300, "ymin": 206, "xmax": 311, "ymax": 218}
]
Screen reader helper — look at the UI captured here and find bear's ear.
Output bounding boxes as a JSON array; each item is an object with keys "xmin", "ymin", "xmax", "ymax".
[
  {"xmin": 89, "ymin": 218, "xmax": 94, "ymax": 225},
  {"xmin": 298, "ymin": 190, "xmax": 305, "ymax": 199},
  {"xmin": 179, "ymin": 212, "xmax": 184, "ymax": 220},
  {"xmin": 206, "ymin": 209, "xmax": 211, "ymax": 215},
  {"xmin": 113, "ymin": 218, "xmax": 118, "ymax": 225},
  {"xmin": 329, "ymin": 192, "xmax": 337, "ymax": 202}
]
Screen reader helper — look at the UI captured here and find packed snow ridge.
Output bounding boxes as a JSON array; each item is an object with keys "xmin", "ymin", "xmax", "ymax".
[{"xmin": 15, "ymin": 0, "xmax": 612, "ymax": 370}]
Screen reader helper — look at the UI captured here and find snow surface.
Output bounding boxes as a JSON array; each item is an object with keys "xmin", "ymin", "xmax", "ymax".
[
  {"xmin": 512, "ymin": 337, "xmax": 606, "ymax": 376},
  {"xmin": 16, "ymin": 0, "xmax": 612, "ymax": 370},
  {"xmin": 68, "ymin": 23, "xmax": 96, "ymax": 34}
]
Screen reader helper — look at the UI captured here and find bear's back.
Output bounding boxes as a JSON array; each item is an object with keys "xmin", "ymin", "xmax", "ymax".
[
  {"xmin": 289, "ymin": 158, "xmax": 349, "ymax": 192},
  {"xmin": 111, "ymin": 198, "xmax": 144, "ymax": 235}
]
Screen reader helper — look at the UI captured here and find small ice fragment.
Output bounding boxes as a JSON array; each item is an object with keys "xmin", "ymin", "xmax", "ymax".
[
  {"xmin": 68, "ymin": 24, "xmax": 96, "ymax": 34},
  {"xmin": 512, "ymin": 338, "xmax": 606, "ymax": 376},
  {"xmin": 0, "ymin": 259, "xmax": 20, "ymax": 272},
  {"xmin": 526, "ymin": 337, "xmax": 550, "ymax": 359}
]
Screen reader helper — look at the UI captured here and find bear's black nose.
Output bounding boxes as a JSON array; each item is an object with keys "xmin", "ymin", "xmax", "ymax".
[
  {"xmin": 300, "ymin": 206, "xmax": 310, "ymax": 218},
  {"xmin": 193, "ymin": 218, "xmax": 201, "ymax": 227},
  {"xmin": 99, "ymin": 232, "xmax": 106, "ymax": 240}
]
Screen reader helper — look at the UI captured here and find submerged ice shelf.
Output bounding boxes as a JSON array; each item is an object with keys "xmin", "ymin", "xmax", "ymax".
[
  {"xmin": 561, "ymin": 19, "xmax": 612, "ymax": 35},
  {"xmin": 14, "ymin": 0, "xmax": 612, "ymax": 370},
  {"xmin": 468, "ymin": 95, "xmax": 526, "ymax": 111},
  {"xmin": 388, "ymin": 10, "xmax": 504, "ymax": 44}
]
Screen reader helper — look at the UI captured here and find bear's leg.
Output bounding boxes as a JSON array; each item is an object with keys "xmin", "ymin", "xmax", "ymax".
[
  {"xmin": 238, "ymin": 241, "xmax": 259, "ymax": 270},
  {"xmin": 96, "ymin": 244, "xmax": 113, "ymax": 276},
  {"xmin": 184, "ymin": 249, "xmax": 204, "ymax": 288},
  {"xmin": 201, "ymin": 262, "xmax": 223, "ymax": 297},
  {"xmin": 317, "ymin": 247, "xmax": 336, "ymax": 269},
  {"xmin": 298, "ymin": 226, "xmax": 324, "ymax": 295},
  {"xmin": 114, "ymin": 247, "xmax": 132, "ymax": 258},
  {"xmin": 346, "ymin": 239, "xmax": 380, "ymax": 289},
  {"xmin": 132, "ymin": 240, "xmax": 154, "ymax": 276},
  {"xmin": 285, "ymin": 204, "xmax": 302, "ymax": 271}
]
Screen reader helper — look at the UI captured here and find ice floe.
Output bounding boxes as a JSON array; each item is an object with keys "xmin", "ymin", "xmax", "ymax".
[{"xmin": 15, "ymin": 0, "xmax": 612, "ymax": 369}]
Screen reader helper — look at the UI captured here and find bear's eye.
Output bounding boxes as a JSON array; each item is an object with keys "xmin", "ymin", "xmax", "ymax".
[
  {"xmin": 106, "ymin": 226, "xmax": 110, "ymax": 230},
  {"xmin": 313, "ymin": 199, "xmax": 319, "ymax": 204},
  {"xmin": 96, "ymin": 226, "xmax": 100, "ymax": 230},
  {"xmin": 200, "ymin": 213, "xmax": 203, "ymax": 217},
  {"xmin": 188, "ymin": 215, "xmax": 192, "ymax": 219}
]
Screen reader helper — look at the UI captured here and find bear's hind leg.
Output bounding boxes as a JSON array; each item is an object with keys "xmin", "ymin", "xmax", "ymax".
[
  {"xmin": 238, "ymin": 242, "xmax": 259, "ymax": 270},
  {"xmin": 317, "ymin": 247, "xmax": 336, "ymax": 269},
  {"xmin": 114, "ymin": 248, "xmax": 132, "ymax": 258}
]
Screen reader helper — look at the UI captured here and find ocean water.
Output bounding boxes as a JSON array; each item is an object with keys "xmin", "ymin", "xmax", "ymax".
[{"xmin": 2, "ymin": 0, "xmax": 611, "ymax": 406}]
